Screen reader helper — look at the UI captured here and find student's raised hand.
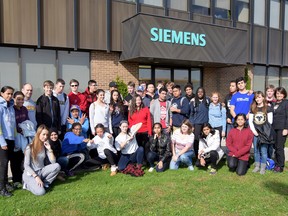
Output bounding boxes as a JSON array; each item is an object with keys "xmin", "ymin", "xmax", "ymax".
[
  {"xmin": 154, "ymin": 134, "xmax": 158, "ymax": 139},
  {"xmin": 43, "ymin": 142, "xmax": 51, "ymax": 151},
  {"xmin": 107, "ymin": 134, "xmax": 113, "ymax": 139},
  {"xmin": 79, "ymin": 113, "xmax": 86, "ymax": 125},
  {"xmin": 67, "ymin": 117, "xmax": 74, "ymax": 124}
]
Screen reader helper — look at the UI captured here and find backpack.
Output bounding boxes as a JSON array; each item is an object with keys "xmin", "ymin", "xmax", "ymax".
[
  {"xmin": 171, "ymin": 97, "xmax": 185, "ymax": 107},
  {"xmin": 191, "ymin": 97, "xmax": 210, "ymax": 113}
]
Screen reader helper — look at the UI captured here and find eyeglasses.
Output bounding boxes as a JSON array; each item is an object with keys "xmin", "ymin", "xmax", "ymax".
[
  {"xmin": 73, "ymin": 128, "xmax": 82, "ymax": 131},
  {"xmin": 71, "ymin": 85, "xmax": 78, "ymax": 87}
]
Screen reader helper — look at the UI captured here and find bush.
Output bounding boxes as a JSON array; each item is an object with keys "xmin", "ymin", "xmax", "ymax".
[{"xmin": 115, "ymin": 76, "xmax": 128, "ymax": 98}]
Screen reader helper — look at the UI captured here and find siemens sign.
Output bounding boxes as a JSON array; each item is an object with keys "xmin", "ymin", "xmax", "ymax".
[{"xmin": 150, "ymin": 27, "xmax": 206, "ymax": 47}]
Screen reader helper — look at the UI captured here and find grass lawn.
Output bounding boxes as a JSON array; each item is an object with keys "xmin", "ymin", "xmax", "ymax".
[{"xmin": 1, "ymin": 161, "xmax": 287, "ymax": 216}]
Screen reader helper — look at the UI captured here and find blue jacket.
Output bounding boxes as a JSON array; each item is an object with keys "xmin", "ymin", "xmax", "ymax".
[
  {"xmin": 171, "ymin": 97, "xmax": 190, "ymax": 127},
  {"xmin": 61, "ymin": 131, "xmax": 86, "ymax": 155},
  {"xmin": 67, "ymin": 105, "xmax": 89, "ymax": 138},
  {"xmin": 208, "ymin": 103, "xmax": 226, "ymax": 131},
  {"xmin": 189, "ymin": 97, "xmax": 209, "ymax": 125},
  {"xmin": 0, "ymin": 97, "xmax": 16, "ymax": 146}
]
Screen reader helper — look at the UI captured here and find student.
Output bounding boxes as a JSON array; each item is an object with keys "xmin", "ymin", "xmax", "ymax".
[
  {"xmin": 36, "ymin": 80, "xmax": 61, "ymax": 131},
  {"xmin": 110, "ymin": 90, "xmax": 128, "ymax": 139},
  {"xmin": 184, "ymin": 83, "xmax": 195, "ymax": 101},
  {"xmin": 104, "ymin": 81, "xmax": 118, "ymax": 104},
  {"xmin": 67, "ymin": 105, "xmax": 89, "ymax": 138},
  {"xmin": 226, "ymin": 114, "xmax": 253, "ymax": 176},
  {"xmin": 272, "ymin": 87, "xmax": 288, "ymax": 173},
  {"xmin": 68, "ymin": 79, "xmax": 87, "ymax": 114},
  {"xmin": 196, "ymin": 123, "xmax": 224, "ymax": 175},
  {"xmin": 13, "ymin": 91, "xmax": 29, "ymax": 186},
  {"xmin": 89, "ymin": 89, "xmax": 112, "ymax": 136},
  {"xmin": 230, "ymin": 77, "xmax": 254, "ymax": 121},
  {"xmin": 170, "ymin": 85, "xmax": 190, "ymax": 131},
  {"xmin": 124, "ymin": 81, "xmax": 136, "ymax": 105},
  {"xmin": 115, "ymin": 121, "xmax": 144, "ymax": 175},
  {"xmin": 208, "ymin": 92, "xmax": 226, "ymax": 138},
  {"xmin": 22, "ymin": 83, "xmax": 37, "ymax": 127},
  {"xmin": 147, "ymin": 123, "xmax": 172, "ymax": 172},
  {"xmin": 266, "ymin": 84, "xmax": 276, "ymax": 106},
  {"xmin": 189, "ymin": 87, "xmax": 209, "ymax": 156},
  {"xmin": 170, "ymin": 120, "xmax": 195, "ymax": 171},
  {"xmin": 135, "ymin": 86, "xmax": 151, "ymax": 108},
  {"xmin": 53, "ymin": 78, "xmax": 69, "ymax": 138},
  {"xmin": 146, "ymin": 83, "xmax": 156, "ymax": 100},
  {"xmin": 249, "ymin": 91, "xmax": 274, "ymax": 174},
  {"xmin": 89, "ymin": 124, "xmax": 118, "ymax": 176},
  {"xmin": 82, "ymin": 80, "xmax": 98, "ymax": 116},
  {"xmin": 22, "ymin": 125, "xmax": 61, "ymax": 196},
  {"xmin": 0, "ymin": 86, "xmax": 16, "ymax": 197},
  {"xmin": 165, "ymin": 81, "xmax": 174, "ymax": 101},
  {"xmin": 150, "ymin": 87, "xmax": 172, "ymax": 134},
  {"xmin": 224, "ymin": 80, "xmax": 237, "ymax": 135}
]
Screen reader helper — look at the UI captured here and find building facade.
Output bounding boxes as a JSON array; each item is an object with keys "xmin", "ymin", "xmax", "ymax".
[{"xmin": 0, "ymin": 0, "xmax": 287, "ymax": 99}]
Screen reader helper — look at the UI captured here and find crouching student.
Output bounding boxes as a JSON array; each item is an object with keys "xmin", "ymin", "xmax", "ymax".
[
  {"xmin": 88, "ymin": 124, "xmax": 118, "ymax": 176},
  {"xmin": 147, "ymin": 123, "xmax": 172, "ymax": 172},
  {"xmin": 22, "ymin": 125, "xmax": 61, "ymax": 196},
  {"xmin": 226, "ymin": 114, "xmax": 253, "ymax": 176},
  {"xmin": 115, "ymin": 121, "xmax": 144, "ymax": 176},
  {"xmin": 195, "ymin": 123, "xmax": 224, "ymax": 175},
  {"xmin": 170, "ymin": 120, "xmax": 195, "ymax": 171}
]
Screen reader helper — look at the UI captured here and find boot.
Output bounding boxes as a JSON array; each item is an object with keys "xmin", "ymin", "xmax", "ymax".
[
  {"xmin": 252, "ymin": 162, "xmax": 260, "ymax": 173},
  {"xmin": 260, "ymin": 163, "xmax": 266, "ymax": 175},
  {"xmin": 0, "ymin": 183, "xmax": 12, "ymax": 197}
]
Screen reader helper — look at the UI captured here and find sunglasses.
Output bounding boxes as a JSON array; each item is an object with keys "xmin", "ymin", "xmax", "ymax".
[{"xmin": 71, "ymin": 85, "xmax": 78, "ymax": 87}]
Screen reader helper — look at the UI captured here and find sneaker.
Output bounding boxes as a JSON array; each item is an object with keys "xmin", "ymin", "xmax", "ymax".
[
  {"xmin": 13, "ymin": 182, "xmax": 22, "ymax": 189},
  {"xmin": 148, "ymin": 167, "xmax": 154, "ymax": 173},
  {"xmin": 5, "ymin": 183, "xmax": 15, "ymax": 192},
  {"xmin": 210, "ymin": 168, "xmax": 217, "ymax": 175},
  {"xmin": 207, "ymin": 165, "xmax": 212, "ymax": 170},
  {"xmin": 102, "ymin": 164, "xmax": 110, "ymax": 171},
  {"xmin": 0, "ymin": 189, "xmax": 12, "ymax": 197},
  {"xmin": 273, "ymin": 166, "xmax": 283, "ymax": 173},
  {"xmin": 110, "ymin": 171, "xmax": 117, "ymax": 176},
  {"xmin": 44, "ymin": 183, "xmax": 50, "ymax": 188},
  {"xmin": 65, "ymin": 170, "xmax": 75, "ymax": 177},
  {"xmin": 22, "ymin": 183, "xmax": 28, "ymax": 190},
  {"xmin": 188, "ymin": 165, "xmax": 194, "ymax": 171},
  {"xmin": 56, "ymin": 175, "xmax": 66, "ymax": 182}
]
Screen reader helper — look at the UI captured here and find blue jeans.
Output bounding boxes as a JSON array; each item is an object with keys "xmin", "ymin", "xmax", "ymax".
[
  {"xmin": 169, "ymin": 150, "xmax": 194, "ymax": 170},
  {"xmin": 118, "ymin": 146, "xmax": 144, "ymax": 171},
  {"xmin": 57, "ymin": 156, "xmax": 69, "ymax": 170},
  {"xmin": 253, "ymin": 136, "xmax": 268, "ymax": 164},
  {"xmin": 146, "ymin": 151, "xmax": 170, "ymax": 172}
]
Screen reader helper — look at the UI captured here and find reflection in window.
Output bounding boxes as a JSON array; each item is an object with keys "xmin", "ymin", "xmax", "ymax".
[
  {"xmin": 253, "ymin": 66, "xmax": 266, "ymax": 92},
  {"xmin": 167, "ymin": 0, "xmax": 187, "ymax": 11},
  {"xmin": 191, "ymin": 68, "xmax": 201, "ymax": 91},
  {"xmin": 285, "ymin": 1, "xmax": 288, "ymax": 30},
  {"xmin": 215, "ymin": 0, "xmax": 231, "ymax": 19},
  {"xmin": 139, "ymin": 0, "xmax": 162, "ymax": 7},
  {"xmin": 174, "ymin": 69, "xmax": 189, "ymax": 90},
  {"xmin": 236, "ymin": 0, "xmax": 249, "ymax": 23},
  {"xmin": 139, "ymin": 66, "xmax": 152, "ymax": 83},
  {"xmin": 270, "ymin": 0, "xmax": 280, "ymax": 29},
  {"xmin": 155, "ymin": 68, "xmax": 171, "ymax": 84},
  {"xmin": 281, "ymin": 68, "xmax": 288, "ymax": 89},
  {"xmin": 267, "ymin": 67, "xmax": 280, "ymax": 88},
  {"xmin": 192, "ymin": 0, "xmax": 210, "ymax": 16},
  {"xmin": 254, "ymin": 0, "xmax": 265, "ymax": 26}
]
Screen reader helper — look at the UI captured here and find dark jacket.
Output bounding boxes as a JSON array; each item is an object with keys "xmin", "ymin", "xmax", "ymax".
[
  {"xmin": 272, "ymin": 99, "xmax": 288, "ymax": 130},
  {"xmin": 149, "ymin": 133, "xmax": 172, "ymax": 163},
  {"xmin": 189, "ymin": 97, "xmax": 210, "ymax": 125},
  {"xmin": 36, "ymin": 94, "xmax": 61, "ymax": 130}
]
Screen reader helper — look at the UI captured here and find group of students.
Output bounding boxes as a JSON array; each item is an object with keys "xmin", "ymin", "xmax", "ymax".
[{"xmin": 0, "ymin": 76, "xmax": 287, "ymax": 197}]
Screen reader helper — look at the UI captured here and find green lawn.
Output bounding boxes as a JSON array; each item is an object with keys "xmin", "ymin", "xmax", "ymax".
[{"xmin": 1, "ymin": 162, "xmax": 287, "ymax": 216}]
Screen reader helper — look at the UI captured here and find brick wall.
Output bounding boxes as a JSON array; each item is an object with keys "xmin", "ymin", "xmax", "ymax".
[
  {"xmin": 91, "ymin": 51, "xmax": 139, "ymax": 89},
  {"xmin": 203, "ymin": 66, "xmax": 247, "ymax": 101}
]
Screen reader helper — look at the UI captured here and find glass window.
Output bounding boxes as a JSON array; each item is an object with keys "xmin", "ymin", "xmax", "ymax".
[
  {"xmin": 174, "ymin": 69, "xmax": 189, "ymax": 90},
  {"xmin": 191, "ymin": 68, "xmax": 201, "ymax": 91},
  {"xmin": 155, "ymin": 68, "xmax": 171, "ymax": 84},
  {"xmin": 267, "ymin": 67, "xmax": 280, "ymax": 87},
  {"xmin": 168, "ymin": 0, "xmax": 187, "ymax": 11},
  {"xmin": 281, "ymin": 68, "xmax": 288, "ymax": 89},
  {"xmin": 215, "ymin": 0, "xmax": 231, "ymax": 19},
  {"xmin": 139, "ymin": 66, "xmax": 152, "ymax": 83},
  {"xmin": 58, "ymin": 51, "xmax": 90, "ymax": 94},
  {"xmin": 139, "ymin": 0, "xmax": 163, "ymax": 7},
  {"xmin": 236, "ymin": 0, "xmax": 249, "ymax": 23},
  {"xmin": 0, "ymin": 47, "xmax": 20, "ymax": 90},
  {"xmin": 192, "ymin": 0, "xmax": 210, "ymax": 16},
  {"xmin": 254, "ymin": 0, "xmax": 266, "ymax": 26},
  {"xmin": 270, "ymin": 0, "xmax": 280, "ymax": 29},
  {"xmin": 253, "ymin": 66, "xmax": 266, "ymax": 92},
  {"xmin": 285, "ymin": 0, "xmax": 288, "ymax": 30},
  {"xmin": 22, "ymin": 49, "xmax": 57, "ymax": 100}
]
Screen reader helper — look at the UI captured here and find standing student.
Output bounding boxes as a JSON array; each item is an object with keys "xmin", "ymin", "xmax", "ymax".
[
  {"xmin": 82, "ymin": 80, "xmax": 98, "ymax": 116},
  {"xmin": 22, "ymin": 125, "xmax": 61, "ymax": 196},
  {"xmin": 68, "ymin": 79, "xmax": 87, "ymax": 114},
  {"xmin": 165, "ymin": 81, "xmax": 174, "ymax": 101},
  {"xmin": 249, "ymin": 91, "xmax": 274, "ymax": 174},
  {"xmin": 226, "ymin": 114, "xmax": 253, "ymax": 176},
  {"xmin": 36, "ymin": 80, "xmax": 61, "ymax": 131},
  {"xmin": 170, "ymin": 120, "xmax": 195, "ymax": 171},
  {"xmin": 224, "ymin": 80, "xmax": 237, "ymax": 135},
  {"xmin": 124, "ymin": 81, "xmax": 136, "ymax": 105},
  {"xmin": 104, "ymin": 81, "xmax": 118, "ymax": 105},
  {"xmin": 272, "ymin": 87, "xmax": 288, "ymax": 173},
  {"xmin": 22, "ymin": 83, "xmax": 37, "ymax": 127},
  {"xmin": 0, "ymin": 86, "xmax": 16, "ymax": 197},
  {"xmin": 184, "ymin": 83, "xmax": 195, "ymax": 101}
]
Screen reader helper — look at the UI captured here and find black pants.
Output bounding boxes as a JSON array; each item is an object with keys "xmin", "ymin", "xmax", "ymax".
[
  {"xmin": 11, "ymin": 150, "xmax": 24, "ymax": 183},
  {"xmin": 136, "ymin": 132, "xmax": 150, "ymax": 159},
  {"xmin": 0, "ymin": 140, "xmax": 15, "ymax": 189},
  {"xmin": 195, "ymin": 150, "xmax": 219, "ymax": 169},
  {"xmin": 88, "ymin": 149, "xmax": 118, "ymax": 166},
  {"xmin": 193, "ymin": 124, "xmax": 204, "ymax": 157},
  {"xmin": 274, "ymin": 129, "xmax": 286, "ymax": 169},
  {"xmin": 227, "ymin": 156, "xmax": 248, "ymax": 176},
  {"xmin": 146, "ymin": 151, "xmax": 170, "ymax": 172},
  {"xmin": 214, "ymin": 126, "xmax": 223, "ymax": 142}
]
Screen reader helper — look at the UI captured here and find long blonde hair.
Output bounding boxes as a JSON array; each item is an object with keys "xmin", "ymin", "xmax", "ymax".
[{"xmin": 30, "ymin": 125, "xmax": 49, "ymax": 162}]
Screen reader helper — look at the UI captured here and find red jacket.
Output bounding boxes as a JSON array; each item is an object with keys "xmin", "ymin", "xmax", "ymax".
[
  {"xmin": 82, "ymin": 88, "xmax": 97, "ymax": 116},
  {"xmin": 128, "ymin": 107, "xmax": 152, "ymax": 135},
  {"xmin": 68, "ymin": 92, "xmax": 87, "ymax": 114},
  {"xmin": 226, "ymin": 127, "xmax": 253, "ymax": 161}
]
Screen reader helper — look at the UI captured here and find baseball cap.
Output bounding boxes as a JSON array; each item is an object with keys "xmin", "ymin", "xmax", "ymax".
[
  {"xmin": 136, "ymin": 86, "xmax": 144, "ymax": 92},
  {"xmin": 109, "ymin": 81, "xmax": 117, "ymax": 88},
  {"xmin": 70, "ymin": 105, "xmax": 79, "ymax": 112}
]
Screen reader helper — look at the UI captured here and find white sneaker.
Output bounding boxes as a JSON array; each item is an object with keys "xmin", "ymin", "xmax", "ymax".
[
  {"xmin": 22, "ymin": 183, "xmax": 27, "ymax": 190},
  {"xmin": 111, "ymin": 165, "xmax": 117, "ymax": 172},
  {"xmin": 188, "ymin": 165, "xmax": 194, "ymax": 171},
  {"xmin": 148, "ymin": 167, "xmax": 154, "ymax": 172}
]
